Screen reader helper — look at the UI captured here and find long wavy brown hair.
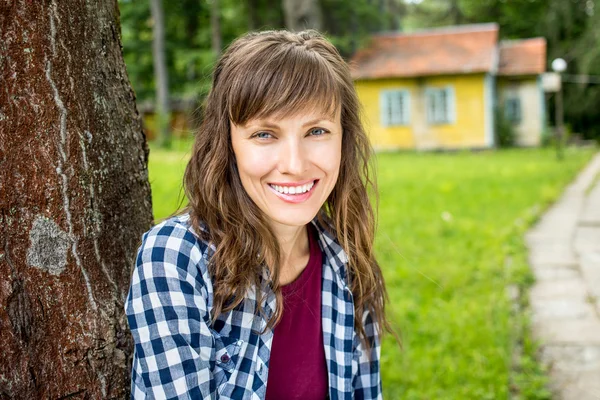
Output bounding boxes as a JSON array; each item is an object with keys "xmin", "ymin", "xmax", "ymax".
[{"xmin": 183, "ymin": 30, "xmax": 393, "ymax": 348}]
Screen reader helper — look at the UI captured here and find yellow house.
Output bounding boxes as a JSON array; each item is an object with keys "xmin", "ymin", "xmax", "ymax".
[{"xmin": 350, "ymin": 23, "xmax": 547, "ymax": 150}]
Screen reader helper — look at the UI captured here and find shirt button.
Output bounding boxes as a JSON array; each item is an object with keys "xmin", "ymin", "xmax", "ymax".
[{"xmin": 220, "ymin": 354, "xmax": 230, "ymax": 363}]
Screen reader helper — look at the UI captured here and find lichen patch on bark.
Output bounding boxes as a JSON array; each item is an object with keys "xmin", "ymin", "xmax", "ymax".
[{"xmin": 26, "ymin": 215, "xmax": 69, "ymax": 276}]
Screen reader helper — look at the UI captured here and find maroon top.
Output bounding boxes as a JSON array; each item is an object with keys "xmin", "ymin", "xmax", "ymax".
[{"xmin": 265, "ymin": 225, "xmax": 328, "ymax": 400}]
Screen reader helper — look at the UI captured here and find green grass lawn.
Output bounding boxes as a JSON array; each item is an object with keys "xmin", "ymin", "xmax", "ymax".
[{"xmin": 148, "ymin": 145, "xmax": 596, "ymax": 398}]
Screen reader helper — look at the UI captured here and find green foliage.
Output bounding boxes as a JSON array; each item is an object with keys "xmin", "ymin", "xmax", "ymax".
[
  {"xmin": 147, "ymin": 145, "xmax": 597, "ymax": 396},
  {"xmin": 494, "ymin": 106, "xmax": 517, "ymax": 148},
  {"xmin": 320, "ymin": 0, "xmax": 397, "ymax": 58},
  {"xmin": 118, "ymin": 0, "xmax": 249, "ymax": 103},
  {"xmin": 119, "ymin": 0, "xmax": 153, "ymax": 101},
  {"xmin": 118, "ymin": 0, "xmax": 399, "ymax": 103}
]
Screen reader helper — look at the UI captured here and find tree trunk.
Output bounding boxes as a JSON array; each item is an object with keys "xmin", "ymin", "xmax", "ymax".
[
  {"xmin": 448, "ymin": 0, "xmax": 465, "ymax": 25},
  {"xmin": 388, "ymin": 0, "xmax": 404, "ymax": 31},
  {"xmin": 149, "ymin": 0, "xmax": 171, "ymax": 148},
  {"xmin": 349, "ymin": 4, "xmax": 359, "ymax": 55},
  {"xmin": 282, "ymin": 0, "xmax": 323, "ymax": 31},
  {"xmin": 247, "ymin": 0, "xmax": 259, "ymax": 31},
  {"xmin": 0, "ymin": 1, "xmax": 153, "ymax": 398},
  {"xmin": 211, "ymin": 0, "xmax": 223, "ymax": 57}
]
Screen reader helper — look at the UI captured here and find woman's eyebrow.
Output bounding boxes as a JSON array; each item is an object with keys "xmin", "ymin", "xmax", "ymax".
[
  {"xmin": 253, "ymin": 121, "xmax": 279, "ymax": 129},
  {"xmin": 301, "ymin": 117, "xmax": 335, "ymax": 127},
  {"xmin": 244, "ymin": 116, "xmax": 334, "ymax": 130}
]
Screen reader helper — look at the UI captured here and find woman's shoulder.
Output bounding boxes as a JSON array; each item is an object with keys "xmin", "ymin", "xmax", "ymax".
[
  {"xmin": 145, "ymin": 212, "xmax": 209, "ymax": 245},
  {"xmin": 127, "ymin": 213, "xmax": 214, "ymax": 329},
  {"xmin": 137, "ymin": 213, "xmax": 214, "ymax": 277}
]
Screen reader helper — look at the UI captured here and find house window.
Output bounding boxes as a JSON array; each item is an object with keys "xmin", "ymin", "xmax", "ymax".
[
  {"xmin": 504, "ymin": 97, "xmax": 522, "ymax": 123},
  {"xmin": 380, "ymin": 90, "xmax": 410, "ymax": 126},
  {"xmin": 426, "ymin": 87, "xmax": 455, "ymax": 124}
]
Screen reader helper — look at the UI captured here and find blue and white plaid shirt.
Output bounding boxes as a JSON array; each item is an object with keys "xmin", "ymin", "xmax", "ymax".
[{"xmin": 125, "ymin": 213, "xmax": 382, "ymax": 399}]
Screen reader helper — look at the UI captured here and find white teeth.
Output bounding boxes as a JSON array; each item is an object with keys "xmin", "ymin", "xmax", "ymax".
[{"xmin": 270, "ymin": 181, "xmax": 315, "ymax": 195}]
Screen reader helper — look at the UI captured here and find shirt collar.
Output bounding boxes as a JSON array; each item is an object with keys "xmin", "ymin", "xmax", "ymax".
[
  {"xmin": 310, "ymin": 213, "xmax": 350, "ymax": 288},
  {"xmin": 182, "ymin": 211, "xmax": 350, "ymax": 288}
]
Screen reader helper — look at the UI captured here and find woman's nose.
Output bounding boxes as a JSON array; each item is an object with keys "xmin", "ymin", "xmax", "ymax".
[{"xmin": 278, "ymin": 138, "xmax": 308, "ymax": 176}]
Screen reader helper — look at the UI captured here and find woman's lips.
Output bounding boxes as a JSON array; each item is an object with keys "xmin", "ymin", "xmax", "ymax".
[{"xmin": 267, "ymin": 180, "xmax": 319, "ymax": 204}]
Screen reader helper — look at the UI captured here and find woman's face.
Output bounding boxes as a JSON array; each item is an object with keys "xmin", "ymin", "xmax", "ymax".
[{"xmin": 231, "ymin": 107, "xmax": 342, "ymax": 230}]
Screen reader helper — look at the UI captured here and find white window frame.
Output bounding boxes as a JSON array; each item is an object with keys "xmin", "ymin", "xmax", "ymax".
[
  {"xmin": 425, "ymin": 86, "xmax": 456, "ymax": 125},
  {"xmin": 380, "ymin": 89, "xmax": 411, "ymax": 127}
]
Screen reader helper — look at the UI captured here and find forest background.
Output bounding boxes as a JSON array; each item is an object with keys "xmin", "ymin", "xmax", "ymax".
[{"xmin": 119, "ymin": 0, "xmax": 600, "ymax": 146}]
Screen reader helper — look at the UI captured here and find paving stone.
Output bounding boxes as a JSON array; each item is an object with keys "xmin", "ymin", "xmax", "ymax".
[
  {"xmin": 541, "ymin": 346, "xmax": 600, "ymax": 400},
  {"xmin": 526, "ymin": 233, "xmax": 576, "ymax": 247},
  {"xmin": 529, "ymin": 201, "xmax": 583, "ymax": 233},
  {"xmin": 530, "ymin": 279, "xmax": 590, "ymax": 299},
  {"xmin": 567, "ymin": 371, "xmax": 600, "ymax": 400},
  {"xmin": 542, "ymin": 345, "xmax": 600, "ymax": 367},
  {"xmin": 531, "ymin": 318, "xmax": 600, "ymax": 345},
  {"xmin": 530, "ymin": 297, "xmax": 596, "ymax": 320},
  {"xmin": 528, "ymin": 244, "xmax": 578, "ymax": 266},
  {"xmin": 532, "ymin": 265, "xmax": 580, "ymax": 281},
  {"xmin": 580, "ymin": 252, "xmax": 600, "ymax": 301},
  {"xmin": 574, "ymin": 227, "xmax": 600, "ymax": 254},
  {"xmin": 568, "ymin": 156, "xmax": 600, "ymax": 192},
  {"xmin": 580, "ymin": 185, "xmax": 600, "ymax": 226},
  {"xmin": 529, "ymin": 217, "xmax": 578, "ymax": 239},
  {"xmin": 550, "ymin": 369, "xmax": 600, "ymax": 400}
]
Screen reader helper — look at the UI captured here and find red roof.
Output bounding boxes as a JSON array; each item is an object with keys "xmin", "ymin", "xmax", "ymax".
[
  {"xmin": 498, "ymin": 38, "xmax": 547, "ymax": 76},
  {"xmin": 351, "ymin": 23, "xmax": 499, "ymax": 79}
]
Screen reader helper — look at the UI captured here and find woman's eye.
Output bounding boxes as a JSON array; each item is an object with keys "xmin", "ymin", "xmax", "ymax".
[
  {"xmin": 309, "ymin": 128, "xmax": 328, "ymax": 136},
  {"xmin": 253, "ymin": 131, "xmax": 273, "ymax": 139}
]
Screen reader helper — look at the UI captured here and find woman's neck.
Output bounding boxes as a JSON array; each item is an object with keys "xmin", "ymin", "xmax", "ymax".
[{"xmin": 270, "ymin": 222, "xmax": 310, "ymax": 285}]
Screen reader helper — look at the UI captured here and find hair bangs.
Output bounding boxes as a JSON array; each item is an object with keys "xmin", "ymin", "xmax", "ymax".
[{"xmin": 227, "ymin": 46, "xmax": 341, "ymax": 126}]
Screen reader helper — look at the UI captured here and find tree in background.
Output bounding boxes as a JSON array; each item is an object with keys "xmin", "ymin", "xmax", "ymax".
[
  {"xmin": 119, "ymin": 0, "xmax": 248, "ymax": 104},
  {"xmin": 283, "ymin": 0, "xmax": 323, "ymax": 31},
  {"xmin": 211, "ymin": 0, "xmax": 223, "ymax": 57},
  {"xmin": 117, "ymin": 0, "xmax": 403, "ymax": 123},
  {"xmin": 245, "ymin": 0, "xmax": 286, "ymax": 30},
  {"xmin": 0, "ymin": 0, "xmax": 153, "ymax": 397},
  {"xmin": 150, "ymin": 0, "xmax": 171, "ymax": 147},
  {"xmin": 322, "ymin": 0, "xmax": 405, "ymax": 56}
]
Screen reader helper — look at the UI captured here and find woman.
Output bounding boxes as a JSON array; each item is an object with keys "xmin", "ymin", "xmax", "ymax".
[{"xmin": 126, "ymin": 30, "xmax": 393, "ymax": 399}]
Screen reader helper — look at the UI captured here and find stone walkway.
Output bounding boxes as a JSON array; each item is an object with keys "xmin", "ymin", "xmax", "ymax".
[{"xmin": 526, "ymin": 152, "xmax": 600, "ymax": 400}]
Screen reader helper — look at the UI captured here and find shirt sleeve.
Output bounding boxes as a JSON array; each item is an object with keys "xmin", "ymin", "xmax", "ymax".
[
  {"xmin": 125, "ymin": 222, "xmax": 216, "ymax": 399},
  {"xmin": 353, "ymin": 308, "xmax": 383, "ymax": 400}
]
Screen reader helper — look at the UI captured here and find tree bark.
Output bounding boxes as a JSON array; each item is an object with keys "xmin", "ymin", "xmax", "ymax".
[
  {"xmin": 149, "ymin": 0, "xmax": 171, "ymax": 148},
  {"xmin": 211, "ymin": 0, "xmax": 222, "ymax": 57},
  {"xmin": 246, "ymin": 0, "xmax": 259, "ymax": 31},
  {"xmin": 0, "ymin": 1, "xmax": 153, "ymax": 398},
  {"xmin": 282, "ymin": 0, "xmax": 323, "ymax": 31}
]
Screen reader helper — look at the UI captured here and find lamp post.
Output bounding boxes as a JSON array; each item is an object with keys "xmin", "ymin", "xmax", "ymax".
[{"xmin": 552, "ymin": 58, "xmax": 567, "ymax": 160}]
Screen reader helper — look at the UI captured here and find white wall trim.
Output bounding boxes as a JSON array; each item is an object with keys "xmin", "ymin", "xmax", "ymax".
[{"xmin": 484, "ymin": 73, "xmax": 495, "ymax": 147}]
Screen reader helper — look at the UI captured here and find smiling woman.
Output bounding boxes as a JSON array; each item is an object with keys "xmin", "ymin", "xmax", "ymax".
[
  {"xmin": 231, "ymin": 111, "xmax": 342, "ymax": 233},
  {"xmin": 125, "ymin": 30, "xmax": 395, "ymax": 400}
]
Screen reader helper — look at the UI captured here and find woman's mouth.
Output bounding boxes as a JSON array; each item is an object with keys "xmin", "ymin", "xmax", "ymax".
[{"xmin": 267, "ymin": 180, "xmax": 319, "ymax": 203}]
